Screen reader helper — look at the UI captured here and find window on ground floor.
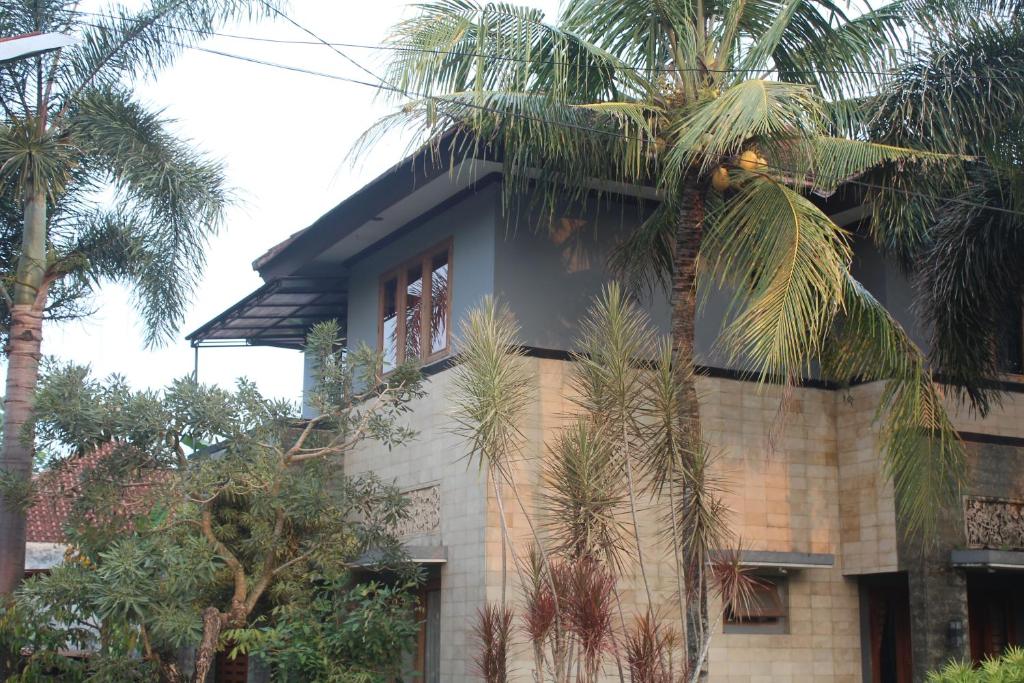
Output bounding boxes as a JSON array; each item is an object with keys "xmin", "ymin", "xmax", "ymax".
[
  {"xmin": 379, "ymin": 240, "xmax": 452, "ymax": 373},
  {"xmin": 723, "ymin": 573, "xmax": 789, "ymax": 635}
]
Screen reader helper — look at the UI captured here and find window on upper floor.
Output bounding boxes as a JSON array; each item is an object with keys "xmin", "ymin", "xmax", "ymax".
[
  {"xmin": 723, "ymin": 573, "xmax": 789, "ymax": 635},
  {"xmin": 379, "ymin": 240, "xmax": 452, "ymax": 373}
]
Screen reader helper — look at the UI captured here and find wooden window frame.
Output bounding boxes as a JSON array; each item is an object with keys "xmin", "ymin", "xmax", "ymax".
[
  {"xmin": 723, "ymin": 573, "xmax": 790, "ymax": 635},
  {"xmin": 378, "ymin": 239, "xmax": 453, "ymax": 371}
]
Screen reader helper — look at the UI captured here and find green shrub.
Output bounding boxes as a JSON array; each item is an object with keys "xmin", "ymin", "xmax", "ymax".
[{"xmin": 928, "ymin": 647, "xmax": 1024, "ymax": 683}]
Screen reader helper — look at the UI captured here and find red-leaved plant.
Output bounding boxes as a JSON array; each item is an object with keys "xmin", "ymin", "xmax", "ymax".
[{"xmin": 474, "ymin": 602, "xmax": 515, "ymax": 683}]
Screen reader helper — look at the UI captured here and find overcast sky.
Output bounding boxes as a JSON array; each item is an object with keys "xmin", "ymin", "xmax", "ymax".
[{"xmin": 10, "ymin": 0, "xmax": 559, "ymax": 407}]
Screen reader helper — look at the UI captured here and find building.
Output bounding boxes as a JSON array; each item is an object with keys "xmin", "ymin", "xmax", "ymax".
[{"xmin": 189, "ymin": 140, "xmax": 1024, "ymax": 683}]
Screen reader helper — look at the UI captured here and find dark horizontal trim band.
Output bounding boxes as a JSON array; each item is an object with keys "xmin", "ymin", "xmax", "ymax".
[
  {"xmin": 512, "ymin": 346, "xmax": 841, "ymax": 389},
  {"xmin": 958, "ymin": 432, "xmax": 1024, "ymax": 448}
]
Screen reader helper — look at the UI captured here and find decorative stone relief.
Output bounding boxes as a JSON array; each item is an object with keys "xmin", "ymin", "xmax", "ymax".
[
  {"xmin": 397, "ymin": 485, "xmax": 441, "ymax": 538},
  {"xmin": 964, "ymin": 496, "xmax": 1024, "ymax": 550}
]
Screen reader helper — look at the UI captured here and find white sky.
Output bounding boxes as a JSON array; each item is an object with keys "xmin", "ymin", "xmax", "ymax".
[{"xmin": 7, "ymin": 0, "xmax": 560, "ymax": 407}]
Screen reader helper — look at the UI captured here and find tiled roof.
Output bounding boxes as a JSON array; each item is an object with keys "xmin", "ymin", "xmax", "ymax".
[{"xmin": 26, "ymin": 444, "xmax": 160, "ymax": 544}]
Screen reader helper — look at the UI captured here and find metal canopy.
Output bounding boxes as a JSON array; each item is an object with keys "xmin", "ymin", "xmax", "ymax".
[
  {"xmin": 0, "ymin": 32, "xmax": 76, "ymax": 63},
  {"xmin": 186, "ymin": 277, "xmax": 347, "ymax": 350}
]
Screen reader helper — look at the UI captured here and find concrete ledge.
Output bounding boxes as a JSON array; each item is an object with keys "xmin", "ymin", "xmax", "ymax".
[
  {"xmin": 353, "ymin": 544, "xmax": 448, "ymax": 567},
  {"xmin": 950, "ymin": 548, "xmax": 1024, "ymax": 569},
  {"xmin": 711, "ymin": 550, "xmax": 835, "ymax": 569}
]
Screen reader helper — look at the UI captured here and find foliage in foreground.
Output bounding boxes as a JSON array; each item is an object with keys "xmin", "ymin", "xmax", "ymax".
[
  {"xmin": 927, "ymin": 647, "xmax": 1024, "ymax": 683},
  {"xmin": 0, "ymin": 322, "xmax": 425, "ymax": 682},
  {"xmin": 458, "ymin": 292, "xmax": 759, "ymax": 683}
]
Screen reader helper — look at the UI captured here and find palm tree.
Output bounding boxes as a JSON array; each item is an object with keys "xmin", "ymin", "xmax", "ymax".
[
  {"xmin": 0, "ymin": 0, "xmax": 276, "ymax": 594},
  {"xmin": 365, "ymin": 0, "xmax": 967, "ymax": 678},
  {"xmin": 864, "ymin": 1, "xmax": 1024, "ymax": 416}
]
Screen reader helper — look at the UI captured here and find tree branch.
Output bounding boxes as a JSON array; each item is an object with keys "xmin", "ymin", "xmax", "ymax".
[{"xmin": 200, "ymin": 506, "xmax": 247, "ymax": 611}]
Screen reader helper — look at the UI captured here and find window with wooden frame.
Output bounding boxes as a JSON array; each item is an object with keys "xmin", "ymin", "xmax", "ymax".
[
  {"xmin": 723, "ymin": 573, "xmax": 789, "ymax": 634},
  {"xmin": 379, "ymin": 240, "xmax": 452, "ymax": 373}
]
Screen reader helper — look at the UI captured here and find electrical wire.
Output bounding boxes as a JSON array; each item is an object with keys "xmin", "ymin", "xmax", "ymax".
[
  {"xmin": 67, "ymin": 4, "xmax": 1024, "ymax": 221},
  {"xmin": 66, "ymin": 7, "xmax": 1024, "ymax": 81},
  {"xmin": 165, "ymin": 38, "xmax": 1024, "ymax": 220}
]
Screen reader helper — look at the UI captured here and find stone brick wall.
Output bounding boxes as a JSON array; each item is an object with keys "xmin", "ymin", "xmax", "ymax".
[
  {"xmin": 478, "ymin": 359, "xmax": 862, "ymax": 683},
  {"xmin": 344, "ymin": 369, "xmax": 490, "ymax": 680},
  {"xmin": 836, "ymin": 382, "xmax": 899, "ymax": 576},
  {"xmin": 345, "ymin": 358, "xmax": 1024, "ymax": 682}
]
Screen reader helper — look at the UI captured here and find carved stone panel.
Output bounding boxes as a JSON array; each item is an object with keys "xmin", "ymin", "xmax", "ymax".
[
  {"xmin": 964, "ymin": 496, "xmax": 1024, "ymax": 550},
  {"xmin": 397, "ymin": 484, "xmax": 441, "ymax": 539}
]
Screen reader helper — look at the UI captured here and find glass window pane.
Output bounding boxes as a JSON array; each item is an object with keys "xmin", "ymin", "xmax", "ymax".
[
  {"xmin": 405, "ymin": 263, "xmax": 423, "ymax": 360},
  {"xmin": 381, "ymin": 276, "xmax": 398, "ymax": 373},
  {"xmin": 430, "ymin": 250, "xmax": 449, "ymax": 354}
]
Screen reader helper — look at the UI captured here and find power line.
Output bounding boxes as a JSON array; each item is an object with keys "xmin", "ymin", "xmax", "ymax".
[
  {"xmin": 67, "ymin": 7, "xmax": 1024, "ymax": 82},
  {"xmin": 179, "ymin": 38, "xmax": 1024, "ymax": 220},
  {"xmin": 73, "ymin": 1, "xmax": 1024, "ymax": 221},
  {"xmin": 250, "ymin": 0, "xmax": 391, "ymax": 90}
]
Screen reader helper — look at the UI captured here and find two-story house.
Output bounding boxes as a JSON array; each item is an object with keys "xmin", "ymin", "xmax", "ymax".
[{"xmin": 188, "ymin": 138, "xmax": 1024, "ymax": 683}]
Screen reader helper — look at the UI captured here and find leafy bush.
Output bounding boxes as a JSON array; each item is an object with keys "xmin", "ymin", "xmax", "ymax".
[
  {"xmin": 229, "ymin": 576, "xmax": 421, "ymax": 682},
  {"xmin": 928, "ymin": 647, "xmax": 1024, "ymax": 682}
]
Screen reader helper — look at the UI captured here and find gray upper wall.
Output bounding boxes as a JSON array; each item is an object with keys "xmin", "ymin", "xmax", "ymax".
[
  {"xmin": 311, "ymin": 181, "xmax": 930, "ymax": 394},
  {"xmin": 492, "ymin": 193, "xmax": 737, "ymax": 365}
]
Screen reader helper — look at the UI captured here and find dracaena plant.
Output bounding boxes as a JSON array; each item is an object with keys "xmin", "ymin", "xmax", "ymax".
[
  {"xmin": 367, "ymin": 2, "xmax": 976, "ymax": 675},
  {"xmin": 453, "ymin": 288, "xmax": 759, "ymax": 683},
  {"xmin": 0, "ymin": 0, "xmax": 280, "ymax": 595}
]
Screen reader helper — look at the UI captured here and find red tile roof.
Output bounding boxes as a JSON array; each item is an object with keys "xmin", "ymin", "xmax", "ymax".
[{"xmin": 26, "ymin": 444, "xmax": 160, "ymax": 544}]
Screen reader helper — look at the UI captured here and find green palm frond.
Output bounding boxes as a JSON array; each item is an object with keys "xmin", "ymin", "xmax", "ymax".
[
  {"xmin": 914, "ymin": 165, "xmax": 1024, "ymax": 415},
  {"xmin": 731, "ymin": 0, "xmax": 806, "ymax": 79},
  {"xmin": 61, "ymin": 0, "xmax": 278, "ymax": 99},
  {"xmin": 69, "ymin": 87, "xmax": 228, "ymax": 345},
  {"xmin": 824, "ymin": 276, "xmax": 966, "ymax": 534},
  {"xmin": 0, "ymin": 118, "xmax": 77, "ymax": 199},
  {"xmin": 608, "ymin": 200, "xmax": 677, "ymax": 297},
  {"xmin": 357, "ymin": 90, "xmax": 657, "ymax": 218},
  {"xmin": 386, "ymin": 0, "xmax": 647, "ymax": 103},
  {"xmin": 73, "ymin": 88, "xmax": 228, "ymax": 229},
  {"xmin": 868, "ymin": 13, "xmax": 1024, "ymax": 157},
  {"xmin": 767, "ymin": 1, "xmax": 906, "ymax": 97},
  {"xmin": 764, "ymin": 136, "xmax": 955, "ymax": 194},
  {"xmin": 561, "ymin": 0, "xmax": 699, "ymax": 91},
  {"xmin": 703, "ymin": 172, "xmax": 849, "ymax": 381},
  {"xmin": 665, "ymin": 79, "xmax": 823, "ymax": 178}
]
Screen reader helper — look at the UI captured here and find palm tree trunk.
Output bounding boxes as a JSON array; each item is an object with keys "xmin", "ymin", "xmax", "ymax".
[
  {"xmin": 671, "ymin": 182, "xmax": 709, "ymax": 683},
  {"xmin": 0, "ymin": 189, "xmax": 48, "ymax": 595}
]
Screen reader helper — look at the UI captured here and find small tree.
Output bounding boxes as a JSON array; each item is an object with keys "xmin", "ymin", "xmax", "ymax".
[{"xmin": 0, "ymin": 322, "xmax": 424, "ymax": 682}]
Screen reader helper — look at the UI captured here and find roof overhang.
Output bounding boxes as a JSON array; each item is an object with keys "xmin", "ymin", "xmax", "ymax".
[
  {"xmin": 713, "ymin": 549, "xmax": 835, "ymax": 571},
  {"xmin": 0, "ymin": 32, "xmax": 76, "ymax": 63},
  {"xmin": 951, "ymin": 549, "xmax": 1024, "ymax": 570},
  {"xmin": 351, "ymin": 545, "xmax": 448, "ymax": 567},
  {"xmin": 186, "ymin": 277, "xmax": 347, "ymax": 349}
]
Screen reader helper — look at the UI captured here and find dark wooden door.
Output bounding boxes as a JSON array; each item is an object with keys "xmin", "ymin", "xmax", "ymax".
[
  {"xmin": 968, "ymin": 573, "xmax": 1024, "ymax": 663},
  {"xmin": 864, "ymin": 575, "xmax": 913, "ymax": 683},
  {"xmin": 214, "ymin": 649, "xmax": 248, "ymax": 683}
]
